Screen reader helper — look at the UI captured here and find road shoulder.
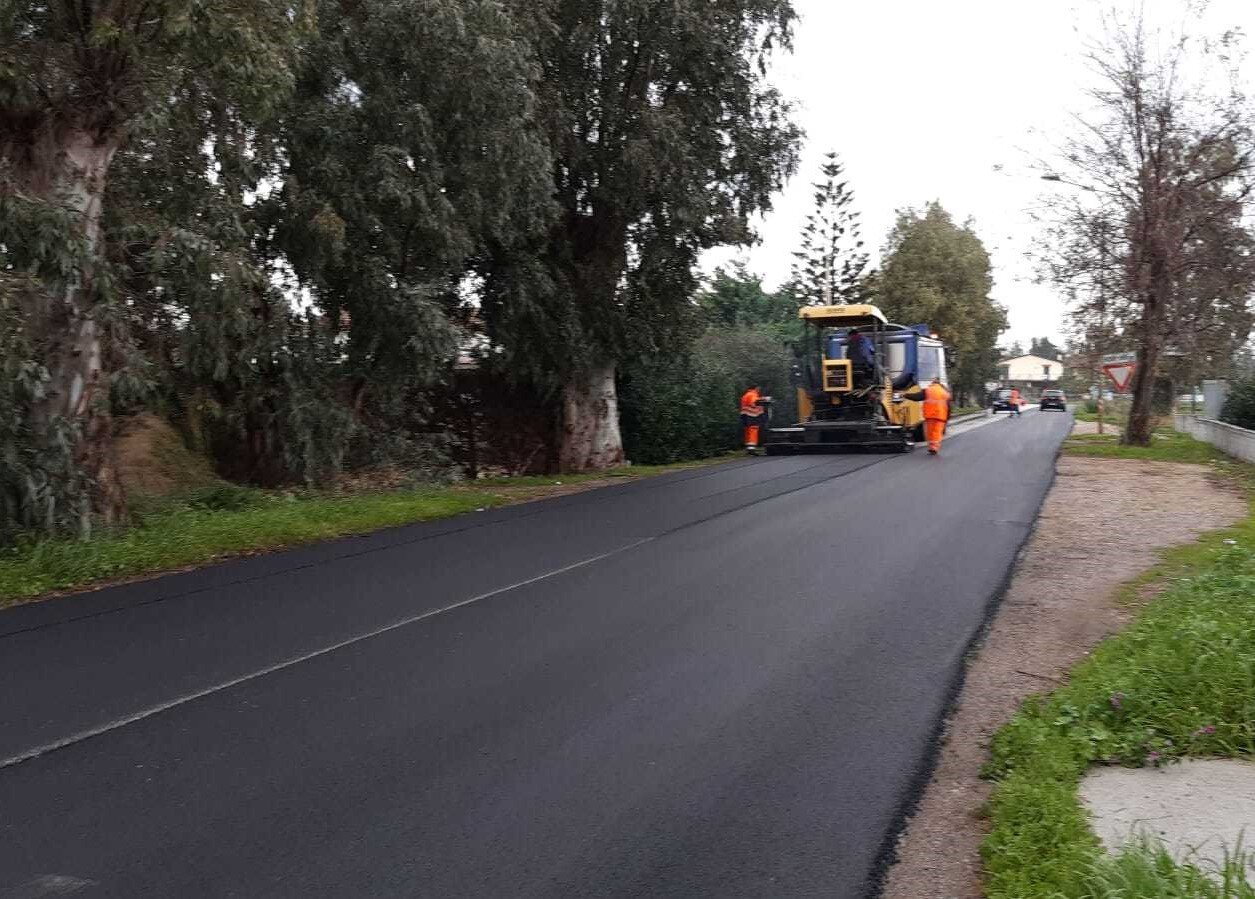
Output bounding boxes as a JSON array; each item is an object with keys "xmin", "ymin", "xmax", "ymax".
[{"xmin": 880, "ymin": 454, "xmax": 1246, "ymax": 899}]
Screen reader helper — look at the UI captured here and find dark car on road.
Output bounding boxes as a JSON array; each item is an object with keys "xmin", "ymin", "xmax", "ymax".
[
  {"xmin": 1040, "ymin": 389, "xmax": 1067, "ymax": 411},
  {"xmin": 989, "ymin": 388, "xmax": 1018, "ymax": 413}
]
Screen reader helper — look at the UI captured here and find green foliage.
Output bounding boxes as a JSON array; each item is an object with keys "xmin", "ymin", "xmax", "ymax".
[
  {"xmin": 483, "ymin": 0, "xmax": 802, "ymax": 390},
  {"xmin": 99, "ymin": 0, "xmax": 554, "ymax": 490},
  {"xmin": 697, "ymin": 263, "xmax": 803, "ymax": 346},
  {"xmin": 273, "ymin": 0, "xmax": 552, "ymax": 399},
  {"xmin": 874, "ymin": 203, "xmax": 1008, "ymax": 402},
  {"xmin": 1, "ymin": 0, "xmax": 311, "ymax": 535},
  {"xmin": 983, "ymin": 476, "xmax": 1255, "ymax": 898},
  {"xmin": 0, "ymin": 172, "xmax": 93, "ymax": 539},
  {"xmin": 3, "ymin": 0, "xmax": 806, "ymax": 538},
  {"xmin": 621, "ymin": 327, "xmax": 795, "ymax": 464},
  {"xmin": 1221, "ymin": 375, "xmax": 1255, "ymax": 430},
  {"xmin": 1076, "ymin": 839, "xmax": 1255, "ymax": 898},
  {"xmin": 1029, "ymin": 336, "xmax": 1062, "ymax": 361},
  {"xmin": 788, "ymin": 152, "xmax": 869, "ymax": 305},
  {"xmin": 699, "ymin": 262, "xmax": 798, "ymax": 332}
]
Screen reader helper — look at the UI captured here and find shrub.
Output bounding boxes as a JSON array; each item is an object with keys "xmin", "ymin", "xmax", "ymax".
[
  {"xmin": 1220, "ymin": 375, "xmax": 1255, "ymax": 430},
  {"xmin": 620, "ymin": 326, "xmax": 795, "ymax": 464}
]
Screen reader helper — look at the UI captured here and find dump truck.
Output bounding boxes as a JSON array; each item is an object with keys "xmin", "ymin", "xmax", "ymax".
[{"xmin": 762, "ymin": 304, "xmax": 949, "ymax": 454}]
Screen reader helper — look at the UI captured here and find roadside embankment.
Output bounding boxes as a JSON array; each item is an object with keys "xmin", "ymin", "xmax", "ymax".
[
  {"xmin": 882, "ymin": 424, "xmax": 1251, "ymax": 898},
  {"xmin": 0, "ymin": 456, "xmax": 736, "ymax": 609}
]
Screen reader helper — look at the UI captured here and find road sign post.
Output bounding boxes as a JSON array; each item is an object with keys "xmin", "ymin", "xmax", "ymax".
[
  {"xmin": 1102, "ymin": 352, "xmax": 1136, "ymax": 392},
  {"xmin": 1098, "ymin": 353, "xmax": 1138, "ymax": 436}
]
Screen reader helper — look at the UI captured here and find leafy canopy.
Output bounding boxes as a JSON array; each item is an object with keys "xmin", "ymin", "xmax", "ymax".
[
  {"xmin": 483, "ymin": 0, "xmax": 802, "ymax": 388},
  {"xmin": 874, "ymin": 202, "xmax": 1007, "ymax": 398}
]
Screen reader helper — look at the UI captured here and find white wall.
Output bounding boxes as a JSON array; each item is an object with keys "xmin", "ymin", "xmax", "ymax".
[
  {"xmin": 1203, "ymin": 380, "xmax": 1229, "ymax": 420},
  {"xmin": 1000, "ymin": 355, "xmax": 1064, "ymax": 382},
  {"xmin": 1175, "ymin": 415, "xmax": 1255, "ymax": 465}
]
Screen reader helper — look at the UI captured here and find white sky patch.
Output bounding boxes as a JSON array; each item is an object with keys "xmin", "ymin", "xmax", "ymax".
[
  {"xmin": 335, "ymin": 79, "xmax": 363, "ymax": 107},
  {"xmin": 244, "ymin": 175, "xmax": 281, "ymax": 208},
  {"xmin": 202, "ymin": 137, "xmax": 221, "ymax": 187},
  {"xmin": 703, "ymin": 0, "xmax": 1255, "ymax": 348},
  {"xmin": 269, "ymin": 256, "xmax": 317, "ymax": 314}
]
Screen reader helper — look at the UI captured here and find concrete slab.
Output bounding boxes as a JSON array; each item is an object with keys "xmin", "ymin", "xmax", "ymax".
[{"xmin": 1080, "ymin": 759, "xmax": 1255, "ymax": 875}]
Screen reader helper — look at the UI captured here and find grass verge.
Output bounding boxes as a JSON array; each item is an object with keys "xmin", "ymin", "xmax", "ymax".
[
  {"xmin": 0, "ymin": 455, "xmax": 737, "ymax": 609},
  {"xmin": 1063, "ymin": 427, "xmax": 1227, "ymax": 464},
  {"xmin": 982, "ymin": 432, "xmax": 1255, "ymax": 898},
  {"xmin": 1076, "ymin": 839, "xmax": 1254, "ymax": 898}
]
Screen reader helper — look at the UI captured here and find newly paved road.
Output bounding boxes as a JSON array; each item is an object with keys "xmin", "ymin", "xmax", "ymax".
[{"xmin": 0, "ymin": 410, "xmax": 1070, "ymax": 898}]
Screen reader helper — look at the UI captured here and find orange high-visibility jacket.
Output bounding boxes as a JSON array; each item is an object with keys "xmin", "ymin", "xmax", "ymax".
[
  {"xmin": 740, "ymin": 388, "xmax": 763, "ymax": 416},
  {"xmin": 1010, "ymin": 388, "xmax": 1021, "ymax": 404},
  {"xmin": 922, "ymin": 382, "xmax": 951, "ymax": 421}
]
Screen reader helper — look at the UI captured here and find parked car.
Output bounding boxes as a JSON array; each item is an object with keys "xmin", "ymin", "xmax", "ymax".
[
  {"xmin": 989, "ymin": 388, "xmax": 1018, "ymax": 413},
  {"xmin": 1040, "ymin": 389, "xmax": 1067, "ymax": 411}
]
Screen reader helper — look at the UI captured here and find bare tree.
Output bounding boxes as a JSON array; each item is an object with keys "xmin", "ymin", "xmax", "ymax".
[{"xmin": 1038, "ymin": 10, "xmax": 1255, "ymax": 444}]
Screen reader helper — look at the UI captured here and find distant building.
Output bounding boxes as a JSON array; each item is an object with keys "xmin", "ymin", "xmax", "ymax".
[{"xmin": 997, "ymin": 354, "xmax": 1064, "ymax": 397}]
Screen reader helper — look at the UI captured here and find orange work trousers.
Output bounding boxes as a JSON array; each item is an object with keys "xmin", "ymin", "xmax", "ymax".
[
  {"xmin": 743, "ymin": 424, "xmax": 761, "ymax": 447},
  {"xmin": 925, "ymin": 418, "xmax": 946, "ymax": 453}
]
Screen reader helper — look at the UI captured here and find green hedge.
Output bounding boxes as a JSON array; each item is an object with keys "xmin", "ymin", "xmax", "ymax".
[
  {"xmin": 1220, "ymin": 375, "xmax": 1255, "ymax": 430},
  {"xmin": 620, "ymin": 327, "xmax": 795, "ymax": 464}
]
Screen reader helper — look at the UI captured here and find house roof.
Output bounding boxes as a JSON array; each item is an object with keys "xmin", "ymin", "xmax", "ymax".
[{"xmin": 998, "ymin": 354, "xmax": 1062, "ymax": 365}]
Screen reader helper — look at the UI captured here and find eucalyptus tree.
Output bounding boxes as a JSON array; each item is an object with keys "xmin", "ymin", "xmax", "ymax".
[
  {"xmin": 1, "ymin": 1, "xmax": 310, "ymax": 531},
  {"xmin": 483, "ymin": 0, "xmax": 802, "ymax": 471}
]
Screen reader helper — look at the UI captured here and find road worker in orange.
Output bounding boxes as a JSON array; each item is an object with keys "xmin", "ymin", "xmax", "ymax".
[
  {"xmin": 1010, "ymin": 387, "xmax": 1023, "ymax": 418},
  {"xmin": 905, "ymin": 376, "xmax": 952, "ymax": 455},
  {"xmin": 740, "ymin": 383, "xmax": 767, "ymax": 451}
]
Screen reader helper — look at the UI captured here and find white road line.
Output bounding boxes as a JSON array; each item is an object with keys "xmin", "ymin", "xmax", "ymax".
[
  {"xmin": 0, "ymin": 537, "xmax": 656, "ymax": 771},
  {"xmin": 948, "ymin": 407, "xmax": 1043, "ymax": 437},
  {"xmin": 0, "ymin": 875, "xmax": 95, "ymax": 898}
]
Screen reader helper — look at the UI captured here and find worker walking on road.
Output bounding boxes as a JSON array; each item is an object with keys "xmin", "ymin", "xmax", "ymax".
[
  {"xmin": 1010, "ymin": 387, "xmax": 1022, "ymax": 418},
  {"xmin": 905, "ymin": 377, "xmax": 952, "ymax": 455},
  {"xmin": 740, "ymin": 383, "xmax": 767, "ymax": 452}
]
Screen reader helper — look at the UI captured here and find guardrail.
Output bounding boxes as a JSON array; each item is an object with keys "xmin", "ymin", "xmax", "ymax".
[{"xmin": 1174, "ymin": 414, "xmax": 1255, "ymax": 465}]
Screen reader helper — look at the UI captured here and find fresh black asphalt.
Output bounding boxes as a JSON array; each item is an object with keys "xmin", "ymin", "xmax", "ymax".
[{"xmin": 0, "ymin": 410, "xmax": 1071, "ymax": 898}]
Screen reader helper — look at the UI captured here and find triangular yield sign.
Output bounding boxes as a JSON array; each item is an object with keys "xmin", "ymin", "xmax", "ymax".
[{"xmin": 1103, "ymin": 362, "xmax": 1135, "ymax": 391}]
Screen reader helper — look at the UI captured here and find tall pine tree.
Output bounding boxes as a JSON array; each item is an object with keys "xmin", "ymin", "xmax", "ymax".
[{"xmin": 788, "ymin": 152, "xmax": 869, "ymax": 306}]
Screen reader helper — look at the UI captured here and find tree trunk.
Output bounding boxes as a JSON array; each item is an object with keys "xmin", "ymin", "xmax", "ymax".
[
  {"xmin": 559, "ymin": 364, "xmax": 624, "ymax": 472},
  {"xmin": 1124, "ymin": 292, "xmax": 1164, "ymax": 447},
  {"xmin": 28, "ymin": 130, "xmax": 126, "ymax": 530}
]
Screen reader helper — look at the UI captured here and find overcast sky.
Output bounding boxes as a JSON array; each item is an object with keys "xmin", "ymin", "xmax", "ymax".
[{"xmin": 709, "ymin": 0, "xmax": 1255, "ymax": 349}]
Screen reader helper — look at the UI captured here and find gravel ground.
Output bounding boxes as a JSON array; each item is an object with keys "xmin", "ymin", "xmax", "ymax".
[
  {"xmin": 880, "ymin": 456, "xmax": 1247, "ymax": 899},
  {"xmin": 1070, "ymin": 418, "xmax": 1122, "ymax": 436}
]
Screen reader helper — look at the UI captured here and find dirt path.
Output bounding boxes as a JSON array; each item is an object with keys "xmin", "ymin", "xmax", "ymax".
[
  {"xmin": 1070, "ymin": 418, "xmax": 1122, "ymax": 437},
  {"xmin": 880, "ymin": 456, "xmax": 1246, "ymax": 899}
]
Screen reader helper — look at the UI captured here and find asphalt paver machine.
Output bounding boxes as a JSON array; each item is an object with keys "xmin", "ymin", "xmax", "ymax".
[{"xmin": 762, "ymin": 304, "xmax": 949, "ymax": 454}]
